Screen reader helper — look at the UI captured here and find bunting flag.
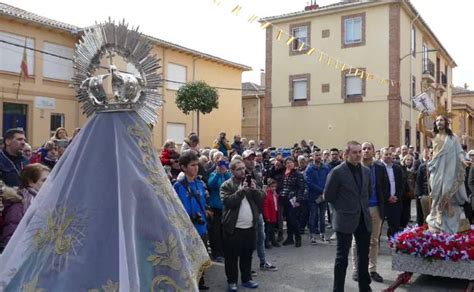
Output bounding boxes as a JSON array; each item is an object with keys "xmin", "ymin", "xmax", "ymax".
[
  {"xmin": 20, "ymin": 46, "xmax": 28, "ymax": 80},
  {"xmin": 211, "ymin": 0, "xmax": 400, "ymax": 87}
]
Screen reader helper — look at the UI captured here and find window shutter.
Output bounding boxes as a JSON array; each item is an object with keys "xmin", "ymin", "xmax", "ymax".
[
  {"xmin": 346, "ymin": 76, "xmax": 362, "ymax": 96},
  {"xmin": 167, "ymin": 63, "xmax": 187, "ymax": 90},
  {"xmin": 166, "ymin": 123, "xmax": 186, "ymax": 144},
  {"xmin": 293, "ymin": 80, "xmax": 307, "ymax": 100},
  {"xmin": 43, "ymin": 42, "xmax": 73, "ymax": 80},
  {"xmin": 0, "ymin": 32, "xmax": 34, "ymax": 75}
]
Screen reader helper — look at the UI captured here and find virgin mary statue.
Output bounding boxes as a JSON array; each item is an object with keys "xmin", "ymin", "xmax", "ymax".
[{"xmin": 0, "ymin": 20, "xmax": 210, "ymax": 291}]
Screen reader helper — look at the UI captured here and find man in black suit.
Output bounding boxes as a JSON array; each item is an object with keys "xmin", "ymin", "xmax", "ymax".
[
  {"xmin": 380, "ymin": 147, "xmax": 404, "ymax": 238},
  {"xmin": 325, "ymin": 141, "xmax": 372, "ymax": 292},
  {"xmin": 351, "ymin": 142, "xmax": 389, "ymax": 284}
]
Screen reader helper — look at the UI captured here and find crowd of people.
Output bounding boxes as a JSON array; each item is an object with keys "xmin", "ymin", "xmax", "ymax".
[
  {"xmin": 159, "ymin": 131, "xmax": 474, "ymax": 291},
  {"xmin": 0, "ymin": 126, "xmax": 473, "ymax": 291},
  {"xmin": 0, "ymin": 126, "xmax": 80, "ymax": 251}
]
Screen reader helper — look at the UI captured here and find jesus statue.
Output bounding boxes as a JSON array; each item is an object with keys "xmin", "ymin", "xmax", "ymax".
[{"xmin": 418, "ymin": 106, "xmax": 470, "ymax": 233}]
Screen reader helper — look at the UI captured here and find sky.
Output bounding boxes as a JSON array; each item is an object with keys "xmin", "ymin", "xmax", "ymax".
[{"xmin": 3, "ymin": 0, "xmax": 473, "ymax": 88}]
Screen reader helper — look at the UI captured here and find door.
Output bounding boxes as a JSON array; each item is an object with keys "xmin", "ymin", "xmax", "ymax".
[{"xmin": 3, "ymin": 102, "xmax": 28, "ymax": 136}]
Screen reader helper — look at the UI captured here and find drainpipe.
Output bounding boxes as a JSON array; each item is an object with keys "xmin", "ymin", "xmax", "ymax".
[
  {"xmin": 409, "ymin": 12, "xmax": 420, "ymax": 146},
  {"xmin": 256, "ymin": 94, "xmax": 261, "ymax": 141},
  {"xmin": 161, "ymin": 48, "xmax": 166, "ymax": 145},
  {"xmin": 192, "ymin": 58, "xmax": 197, "ymax": 133}
]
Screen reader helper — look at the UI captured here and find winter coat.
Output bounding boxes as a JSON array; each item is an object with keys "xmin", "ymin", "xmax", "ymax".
[
  {"xmin": 1, "ymin": 188, "xmax": 37, "ymax": 245},
  {"xmin": 0, "ymin": 150, "xmax": 23, "ymax": 188},
  {"xmin": 174, "ymin": 178, "xmax": 208, "ymax": 236},
  {"xmin": 160, "ymin": 148, "xmax": 179, "ymax": 166},
  {"xmin": 213, "ymin": 139, "xmax": 232, "ymax": 157},
  {"xmin": 262, "ymin": 189, "xmax": 279, "ymax": 224},
  {"xmin": 304, "ymin": 163, "xmax": 330, "ymax": 201},
  {"xmin": 231, "ymin": 142, "xmax": 244, "ymax": 155},
  {"xmin": 207, "ymin": 170, "xmax": 231, "ymax": 210},
  {"xmin": 280, "ymin": 169, "xmax": 306, "ymax": 202},
  {"xmin": 220, "ymin": 178, "xmax": 264, "ymax": 234}
]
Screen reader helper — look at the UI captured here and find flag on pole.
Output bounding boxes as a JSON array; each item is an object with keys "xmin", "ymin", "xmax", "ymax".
[
  {"xmin": 20, "ymin": 46, "xmax": 28, "ymax": 80},
  {"xmin": 412, "ymin": 91, "xmax": 435, "ymax": 114}
]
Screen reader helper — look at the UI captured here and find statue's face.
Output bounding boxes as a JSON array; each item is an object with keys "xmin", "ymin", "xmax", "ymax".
[{"xmin": 435, "ymin": 116, "xmax": 446, "ymax": 130}]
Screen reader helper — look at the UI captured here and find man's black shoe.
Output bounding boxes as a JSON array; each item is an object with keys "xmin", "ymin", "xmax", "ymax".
[
  {"xmin": 277, "ymin": 233, "xmax": 283, "ymax": 242},
  {"xmin": 370, "ymin": 271, "xmax": 383, "ymax": 283},
  {"xmin": 295, "ymin": 240, "xmax": 301, "ymax": 247},
  {"xmin": 282, "ymin": 239, "xmax": 294, "ymax": 246},
  {"xmin": 271, "ymin": 241, "xmax": 281, "ymax": 247},
  {"xmin": 352, "ymin": 271, "xmax": 358, "ymax": 282}
]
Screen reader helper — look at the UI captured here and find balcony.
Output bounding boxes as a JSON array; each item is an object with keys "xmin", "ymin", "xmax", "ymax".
[
  {"xmin": 422, "ymin": 58, "xmax": 435, "ymax": 84},
  {"xmin": 441, "ymin": 72, "xmax": 448, "ymax": 88}
]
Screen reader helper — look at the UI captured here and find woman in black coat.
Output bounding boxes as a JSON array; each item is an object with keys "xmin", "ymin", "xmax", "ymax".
[{"xmin": 280, "ymin": 156, "xmax": 306, "ymax": 247}]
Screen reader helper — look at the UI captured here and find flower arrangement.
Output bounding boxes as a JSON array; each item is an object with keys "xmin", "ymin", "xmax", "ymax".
[{"xmin": 390, "ymin": 225, "xmax": 474, "ymax": 262}]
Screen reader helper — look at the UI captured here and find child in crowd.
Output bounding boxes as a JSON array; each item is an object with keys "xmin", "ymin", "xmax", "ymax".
[{"xmin": 263, "ymin": 178, "xmax": 280, "ymax": 248}]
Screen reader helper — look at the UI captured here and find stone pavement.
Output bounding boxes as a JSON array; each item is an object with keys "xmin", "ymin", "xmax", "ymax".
[{"xmin": 205, "ymin": 224, "xmax": 469, "ymax": 292}]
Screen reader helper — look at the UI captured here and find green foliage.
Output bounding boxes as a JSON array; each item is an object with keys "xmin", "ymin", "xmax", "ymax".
[{"xmin": 175, "ymin": 81, "xmax": 219, "ymax": 115}]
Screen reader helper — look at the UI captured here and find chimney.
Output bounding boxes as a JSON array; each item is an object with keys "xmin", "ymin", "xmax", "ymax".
[
  {"xmin": 304, "ymin": 0, "xmax": 319, "ymax": 11},
  {"xmin": 260, "ymin": 70, "xmax": 265, "ymax": 88}
]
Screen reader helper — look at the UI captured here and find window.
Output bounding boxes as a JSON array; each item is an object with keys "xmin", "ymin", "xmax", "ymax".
[
  {"xmin": 344, "ymin": 17, "xmax": 362, "ymax": 44},
  {"xmin": 43, "ymin": 42, "xmax": 73, "ymax": 81},
  {"xmin": 293, "ymin": 79, "xmax": 307, "ymax": 100},
  {"xmin": 166, "ymin": 123, "xmax": 186, "ymax": 144},
  {"xmin": 346, "ymin": 75, "xmax": 362, "ymax": 96},
  {"xmin": 411, "ymin": 27, "xmax": 416, "ymax": 57},
  {"xmin": 405, "ymin": 128, "xmax": 411, "ymax": 146},
  {"xmin": 167, "ymin": 63, "xmax": 187, "ymax": 90},
  {"xmin": 50, "ymin": 113, "xmax": 65, "ymax": 136},
  {"xmin": 292, "ymin": 26, "xmax": 308, "ymax": 51},
  {"xmin": 0, "ymin": 32, "xmax": 34, "ymax": 75},
  {"xmin": 412, "ymin": 76, "xmax": 416, "ymax": 98},
  {"xmin": 289, "ymin": 74, "xmax": 311, "ymax": 106},
  {"xmin": 342, "ymin": 68, "xmax": 365, "ymax": 102},
  {"xmin": 422, "ymin": 43, "xmax": 428, "ymax": 68},
  {"xmin": 341, "ymin": 13, "xmax": 366, "ymax": 48},
  {"xmin": 289, "ymin": 22, "xmax": 311, "ymax": 55}
]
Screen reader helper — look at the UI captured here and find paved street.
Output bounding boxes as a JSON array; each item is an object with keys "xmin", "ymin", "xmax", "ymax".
[{"xmin": 205, "ymin": 223, "xmax": 469, "ymax": 292}]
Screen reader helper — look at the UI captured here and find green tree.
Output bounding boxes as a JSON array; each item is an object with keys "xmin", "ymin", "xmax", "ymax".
[{"xmin": 175, "ymin": 81, "xmax": 219, "ymax": 135}]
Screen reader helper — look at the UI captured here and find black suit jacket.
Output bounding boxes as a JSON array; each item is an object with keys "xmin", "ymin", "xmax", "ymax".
[
  {"xmin": 372, "ymin": 161, "xmax": 389, "ymax": 219},
  {"xmin": 382, "ymin": 162, "xmax": 404, "ymax": 207},
  {"xmin": 324, "ymin": 162, "xmax": 372, "ymax": 234}
]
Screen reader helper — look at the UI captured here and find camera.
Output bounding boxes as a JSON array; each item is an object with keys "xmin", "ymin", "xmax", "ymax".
[
  {"xmin": 190, "ymin": 213, "xmax": 206, "ymax": 225},
  {"xmin": 218, "ymin": 160, "xmax": 229, "ymax": 169},
  {"xmin": 245, "ymin": 174, "xmax": 252, "ymax": 186}
]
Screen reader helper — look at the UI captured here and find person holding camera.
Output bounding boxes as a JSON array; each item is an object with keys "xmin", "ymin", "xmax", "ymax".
[
  {"xmin": 220, "ymin": 159, "xmax": 264, "ymax": 291},
  {"xmin": 173, "ymin": 151, "xmax": 210, "ymax": 290},
  {"xmin": 213, "ymin": 132, "xmax": 232, "ymax": 158},
  {"xmin": 242, "ymin": 150, "xmax": 277, "ymax": 272}
]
